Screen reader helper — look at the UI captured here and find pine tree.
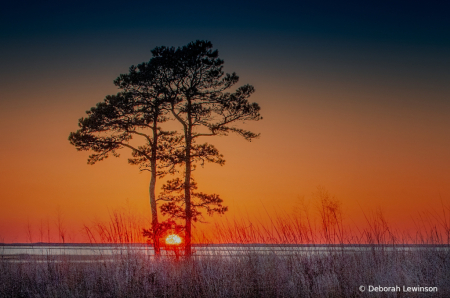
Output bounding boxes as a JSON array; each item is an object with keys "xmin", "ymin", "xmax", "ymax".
[{"xmin": 69, "ymin": 64, "xmax": 180, "ymax": 253}]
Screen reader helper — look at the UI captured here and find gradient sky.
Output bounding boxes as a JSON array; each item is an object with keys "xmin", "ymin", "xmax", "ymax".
[{"xmin": 1, "ymin": 1, "xmax": 449, "ymax": 242}]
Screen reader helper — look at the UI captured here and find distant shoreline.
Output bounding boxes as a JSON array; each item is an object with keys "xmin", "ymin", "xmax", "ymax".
[{"xmin": 1, "ymin": 243, "xmax": 449, "ymax": 247}]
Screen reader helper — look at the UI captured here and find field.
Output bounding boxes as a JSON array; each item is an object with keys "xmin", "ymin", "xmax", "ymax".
[
  {"xmin": 1, "ymin": 244, "xmax": 449, "ymax": 297},
  {"xmin": 1, "ymin": 200, "xmax": 450, "ymax": 298}
]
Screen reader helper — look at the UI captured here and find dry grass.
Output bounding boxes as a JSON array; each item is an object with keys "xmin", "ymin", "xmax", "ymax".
[
  {"xmin": 2, "ymin": 193, "xmax": 450, "ymax": 297},
  {"xmin": 1, "ymin": 246, "xmax": 449, "ymax": 298}
]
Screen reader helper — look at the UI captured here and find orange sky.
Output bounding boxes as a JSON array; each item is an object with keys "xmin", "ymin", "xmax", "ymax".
[
  {"xmin": 1, "ymin": 2, "xmax": 450, "ymax": 242},
  {"xmin": 1, "ymin": 58, "xmax": 449, "ymax": 242}
]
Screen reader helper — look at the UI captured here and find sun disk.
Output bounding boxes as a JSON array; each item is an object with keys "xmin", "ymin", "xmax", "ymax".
[{"xmin": 165, "ymin": 234, "xmax": 182, "ymax": 245}]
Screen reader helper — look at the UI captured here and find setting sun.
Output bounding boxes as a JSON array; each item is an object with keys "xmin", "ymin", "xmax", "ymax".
[{"xmin": 165, "ymin": 234, "xmax": 182, "ymax": 245}]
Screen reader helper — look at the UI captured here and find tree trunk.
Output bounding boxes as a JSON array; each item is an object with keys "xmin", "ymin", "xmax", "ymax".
[
  {"xmin": 184, "ymin": 99, "xmax": 193, "ymax": 257},
  {"xmin": 184, "ymin": 142, "xmax": 192, "ymax": 257},
  {"xmin": 149, "ymin": 175, "xmax": 160, "ymax": 255},
  {"xmin": 150, "ymin": 118, "xmax": 160, "ymax": 256}
]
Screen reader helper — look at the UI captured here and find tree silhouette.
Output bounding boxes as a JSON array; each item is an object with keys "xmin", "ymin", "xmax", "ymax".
[
  {"xmin": 149, "ymin": 40, "xmax": 262, "ymax": 256},
  {"xmin": 69, "ymin": 75, "xmax": 179, "ymax": 254},
  {"xmin": 70, "ymin": 40, "xmax": 261, "ymax": 256}
]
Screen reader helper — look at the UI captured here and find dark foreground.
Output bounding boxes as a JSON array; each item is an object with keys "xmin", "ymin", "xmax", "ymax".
[{"xmin": 1, "ymin": 246, "xmax": 449, "ymax": 298}]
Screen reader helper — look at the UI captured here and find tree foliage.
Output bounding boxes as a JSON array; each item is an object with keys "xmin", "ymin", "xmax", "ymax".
[
  {"xmin": 158, "ymin": 177, "xmax": 228, "ymax": 222},
  {"xmin": 68, "ymin": 92, "xmax": 179, "ymax": 173}
]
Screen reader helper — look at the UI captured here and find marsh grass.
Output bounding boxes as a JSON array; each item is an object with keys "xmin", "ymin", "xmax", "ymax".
[
  {"xmin": 2, "ymin": 194, "xmax": 450, "ymax": 297},
  {"xmin": 83, "ymin": 208, "xmax": 149, "ymax": 244},
  {"xmin": 1, "ymin": 245, "xmax": 449, "ymax": 298}
]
